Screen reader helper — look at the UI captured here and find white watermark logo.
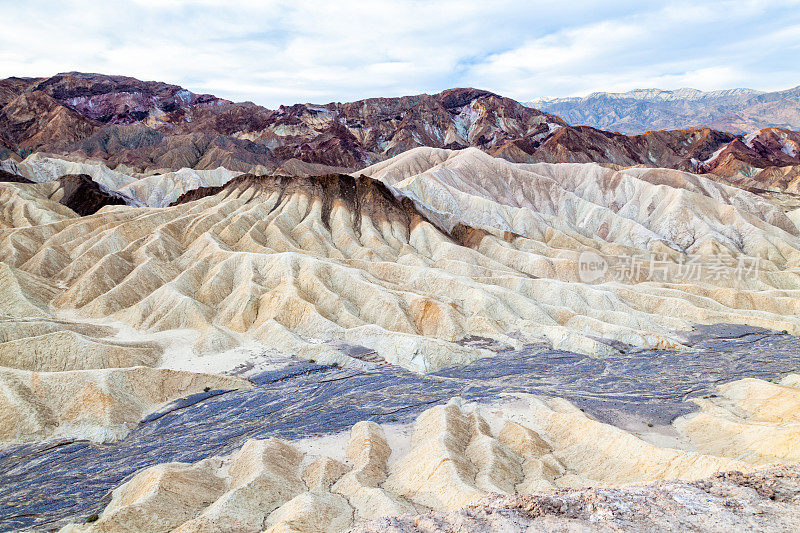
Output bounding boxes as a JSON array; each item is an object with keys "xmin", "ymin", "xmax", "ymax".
[
  {"xmin": 576, "ymin": 252, "xmax": 762, "ymax": 284},
  {"xmin": 578, "ymin": 251, "xmax": 608, "ymax": 283}
]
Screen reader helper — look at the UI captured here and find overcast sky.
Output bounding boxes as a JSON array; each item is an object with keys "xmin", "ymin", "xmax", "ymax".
[{"xmin": 1, "ymin": 0, "xmax": 799, "ymax": 107}]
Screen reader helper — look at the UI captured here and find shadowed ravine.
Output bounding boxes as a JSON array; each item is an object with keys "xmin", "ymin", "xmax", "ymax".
[{"xmin": 0, "ymin": 325, "xmax": 799, "ymax": 531}]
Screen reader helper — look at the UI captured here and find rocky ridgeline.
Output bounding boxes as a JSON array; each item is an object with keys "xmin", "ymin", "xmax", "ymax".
[{"xmin": 2, "ymin": 73, "xmax": 800, "ymax": 194}]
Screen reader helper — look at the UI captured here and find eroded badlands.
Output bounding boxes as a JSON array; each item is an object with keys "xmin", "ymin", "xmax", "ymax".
[
  {"xmin": 2, "ymin": 149, "xmax": 800, "ymax": 383},
  {"xmin": 0, "ymin": 148, "xmax": 799, "ymax": 531},
  {"xmin": 61, "ymin": 373, "xmax": 800, "ymax": 532}
]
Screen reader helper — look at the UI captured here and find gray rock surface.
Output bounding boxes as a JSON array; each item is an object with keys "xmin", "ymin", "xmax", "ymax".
[
  {"xmin": 354, "ymin": 464, "xmax": 800, "ymax": 532},
  {"xmin": 0, "ymin": 326, "xmax": 799, "ymax": 531}
]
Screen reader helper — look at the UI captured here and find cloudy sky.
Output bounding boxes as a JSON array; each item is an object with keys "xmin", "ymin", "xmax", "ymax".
[{"xmin": 1, "ymin": 0, "xmax": 799, "ymax": 107}]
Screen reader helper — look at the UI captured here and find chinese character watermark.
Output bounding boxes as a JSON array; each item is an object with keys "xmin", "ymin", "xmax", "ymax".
[{"xmin": 577, "ymin": 252, "xmax": 762, "ymax": 284}]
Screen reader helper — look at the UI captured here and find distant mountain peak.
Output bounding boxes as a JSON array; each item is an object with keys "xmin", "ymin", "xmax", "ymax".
[
  {"xmin": 526, "ymin": 86, "xmax": 798, "ymax": 134},
  {"xmin": 530, "ymin": 87, "xmax": 764, "ymax": 105}
]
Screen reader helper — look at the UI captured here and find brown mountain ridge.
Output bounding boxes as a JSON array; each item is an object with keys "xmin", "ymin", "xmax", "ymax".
[{"xmin": 1, "ymin": 72, "xmax": 799, "ymax": 195}]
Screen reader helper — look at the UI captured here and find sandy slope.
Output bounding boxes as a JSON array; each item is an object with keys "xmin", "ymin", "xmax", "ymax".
[
  {"xmin": 2, "ymin": 150, "xmax": 800, "ymax": 445},
  {"xmin": 60, "ymin": 374, "xmax": 800, "ymax": 532}
]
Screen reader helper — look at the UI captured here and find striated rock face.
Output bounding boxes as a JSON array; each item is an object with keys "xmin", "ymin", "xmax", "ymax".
[
  {"xmin": 0, "ymin": 89, "xmax": 100, "ymax": 151},
  {"xmin": 695, "ymin": 128, "xmax": 800, "ymax": 196},
  {"xmin": 0, "ymin": 74, "xmax": 564, "ymax": 173},
  {"xmin": 0, "ymin": 72, "xmax": 227, "ymax": 129},
  {"xmin": 516, "ymin": 125, "xmax": 739, "ymax": 171},
  {"xmin": 358, "ymin": 145, "xmax": 799, "ymax": 243},
  {"xmin": 1, "ymin": 153, "xmax": 246, "ymax": 207},
  {"xmin": 60, "ymin": 374, "xmax": 800, "ymax": 532},
  {"xmin": 30, "ymin": 72, "xmax": 229, "ymax": 124}
]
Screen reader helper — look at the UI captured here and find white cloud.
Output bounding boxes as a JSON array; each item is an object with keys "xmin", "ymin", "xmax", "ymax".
[{"xmin": 0, "ymin": 0, "xmax": 798, "ymax": 107}]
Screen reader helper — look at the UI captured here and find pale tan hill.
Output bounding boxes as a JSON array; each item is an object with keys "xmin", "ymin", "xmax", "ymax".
[
  {"xmin": 61, "ymin": 375, "xmax": 800, "ymax": 532},
  {"xmin": 358, "ymin": 146, "xmax": 798, "ymax": 253},
  {"xmin": 2, "ymin": 153, "xmax": 800, "ymax": 376},
  {"xmin": 0, "ymin": 153, "xmax": 349, "ymax": 207},
  {"xmin": 0, "ymin": 203, "xmax": 254, "ymax": 444},
  {"xmin": 0, "ymin": 366, "xmax": 250, "ymax": 443},
  {"xmin": 0, "ymin": 181, "xmax": 78, "ymax": 228},
  {"xmin": 3, "ymin": 150, "xmax": 800, "ymax": 447},
  {"xmin": 2, "ymin": 152, "xmax": 138, "ymax": 189},
  {"xmin": 675, "ymin": 374, "xmax": 800, "ymax": 464},
  {"xmin": 117, "ymin": 166, "xmax": 243, "ymax": 207},
  {"xmin": 0, "ymin": 329, "xmax": 160, "ymax": 371}
]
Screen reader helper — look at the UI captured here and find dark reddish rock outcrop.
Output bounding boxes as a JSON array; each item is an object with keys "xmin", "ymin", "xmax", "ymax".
[
  {"xmin": 173, "ymin": 173, "xmax": 446, "ymax": 238},
  {"xmin": 45, "ymin": 174, "xmax": 131, "ymax": 216},
  {"xmin": 0, "ymin": 168, "xmax": 32, "ymax": 183},
  {"xmin": 2, "ymin": 73, "xmax": 800, "ymax": 192}
]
